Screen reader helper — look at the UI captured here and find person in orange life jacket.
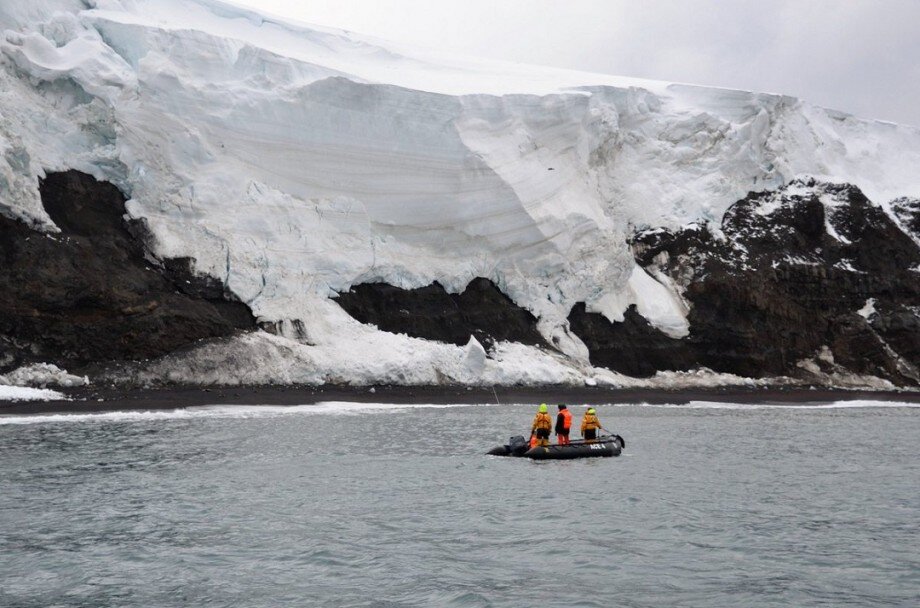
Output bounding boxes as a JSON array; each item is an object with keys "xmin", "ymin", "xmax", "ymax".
[
  {"xmin": 581, "ymin": 407, "xmax": 604, "ymax": 443},
  {"xmin": 530, "ymin": 403, "xmax": 552, "ymax": 448},
  {"xmin": 555, "ymin": 404, "xmax": 572, "ymax": 445}
]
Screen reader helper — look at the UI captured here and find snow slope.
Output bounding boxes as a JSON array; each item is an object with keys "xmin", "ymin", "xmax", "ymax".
[{"xmin": 2, "ymin": 0, "xmax": 920, "ymax": 385}]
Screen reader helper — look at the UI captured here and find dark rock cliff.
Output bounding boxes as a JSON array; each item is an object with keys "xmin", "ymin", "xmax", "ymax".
[
  {"xmin": 333, "ymin": 278, "xmax": 547, "ymax": 349},
  {"xmin": 891, "ymin": 197, "xmax": 920, "ymax": 238},
  {"xmin": 569, "ymin": 180, "xmax": 920, "ymax": 384},
  {"xmin": 0, "ymin": 170, "xmax": 255, "ymax": 372}
]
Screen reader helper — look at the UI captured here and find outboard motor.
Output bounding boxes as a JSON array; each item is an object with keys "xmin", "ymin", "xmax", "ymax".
[
  {"xmin": 486, "ymin": 435, "xmax": 531, "ymax": 457},
  {"xmin": 508, "ymin": 435, "xmax": 528, "ymax": 456}
]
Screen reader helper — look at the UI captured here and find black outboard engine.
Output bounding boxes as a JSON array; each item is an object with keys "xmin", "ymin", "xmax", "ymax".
[
  {"xmin": 508, "ymin": 435, "xmax": 528, "ymax": 456},
  {"xmin": 487, "ymin": 435, "xmax": 531, "ymax": 456}
]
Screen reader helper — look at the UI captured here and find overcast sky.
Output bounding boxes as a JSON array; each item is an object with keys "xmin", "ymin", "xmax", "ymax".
[{"xmin": 234, "ymin": 0, "xmax": 920, "ymax": 127}]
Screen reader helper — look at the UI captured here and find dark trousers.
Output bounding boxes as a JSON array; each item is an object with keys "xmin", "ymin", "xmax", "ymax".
[{"xmin": 584, "ymin": 428, "xmax": 597, "ymax": 442}]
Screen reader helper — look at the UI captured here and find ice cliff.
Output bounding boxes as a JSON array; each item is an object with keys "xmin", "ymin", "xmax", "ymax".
[{"xmin": 1, "ymin": 0, "xmax": 919, "ymax": 387}]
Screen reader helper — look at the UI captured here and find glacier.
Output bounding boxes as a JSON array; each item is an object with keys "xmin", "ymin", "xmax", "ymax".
[{"xmin": 2, "ymin": 0, "xmax": 920, "ymax": 387}]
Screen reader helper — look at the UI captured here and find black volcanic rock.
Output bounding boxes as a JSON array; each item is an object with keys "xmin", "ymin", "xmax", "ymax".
[
  {"xmin": 870, "ymin": 302, "xmax": 920, "ymax": 368},
  {"xmin": 334, "ymin": 277, "xmax": 547, "ymax": 349},
  {"xmin": 891, "ymin": 197, "xmax": 920, "ymax": 238},
  {"xmin": 0, "ymin": 170, "xmax": 255, "ymax": 372},
  {"xmin": 568, "ymin": 303, "xmax": 693, "ymax": 377},
  {"xmin": 570, "ymin": 179, "xmax": 920, "ymax": 385}
]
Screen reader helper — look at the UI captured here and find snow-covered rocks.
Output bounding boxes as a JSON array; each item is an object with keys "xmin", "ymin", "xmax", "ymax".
[
  {"xmin": 890, "ymin": 197, "xmax": 920, "ymax": 245},
  {"xmin": 613, "ymin": 179, "xmax": 920, "ymax": 384}
]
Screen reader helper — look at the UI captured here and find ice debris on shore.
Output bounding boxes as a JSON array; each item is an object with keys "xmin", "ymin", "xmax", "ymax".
[
  {"xmin": 0, "ymin": 384, "xmax": 67, "ymax": 402},
  {"xmin": 0, "ymin": 363, "xmax": 88, "ymax": 388}
]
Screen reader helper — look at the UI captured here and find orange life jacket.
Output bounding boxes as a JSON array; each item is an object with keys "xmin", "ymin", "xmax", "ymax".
[
  {"xmin": 532, "ymin": 412, "xmax": 552, "ymax": 431},
  {"xmin": 560, "ymin": 409, "xmax": 572, "ymax": 430},
  {"xmin": 581, "ymin": 412, "xmax": 600, "ymax": 432}
]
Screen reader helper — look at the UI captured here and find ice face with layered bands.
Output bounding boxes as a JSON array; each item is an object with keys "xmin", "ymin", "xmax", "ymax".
[{"xmin": 1, "ymin": 0, "xmax": 919, "ymax": 385}]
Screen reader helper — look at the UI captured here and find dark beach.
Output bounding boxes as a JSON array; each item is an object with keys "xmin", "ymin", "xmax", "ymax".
[{"xmin": 1, "ymin": 384, "xmax": 917, "ymax": 416}]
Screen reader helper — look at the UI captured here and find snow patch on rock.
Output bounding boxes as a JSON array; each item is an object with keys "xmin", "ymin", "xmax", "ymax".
[
  {"xmin": 589, "ymin": 265, "xmax": 689, "ymax": 338},
  {"xmin": 857, "ymin": 298, "xmax": 877, "ymax": 320}
]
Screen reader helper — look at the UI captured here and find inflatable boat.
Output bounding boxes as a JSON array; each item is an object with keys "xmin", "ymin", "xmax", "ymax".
[{"xmin": 488, "ymin": 434, "xmax": 624, "ymax": 460}]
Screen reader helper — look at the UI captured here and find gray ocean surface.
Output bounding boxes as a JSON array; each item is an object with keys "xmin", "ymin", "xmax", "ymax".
[{"xmin": 1, "ymin": 400, "xmax": 918, "ymax": 607}]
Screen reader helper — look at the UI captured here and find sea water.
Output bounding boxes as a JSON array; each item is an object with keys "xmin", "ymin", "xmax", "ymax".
[{"xmin": 1, "ymin": 401, "xmax": 918, "ymax": 607}]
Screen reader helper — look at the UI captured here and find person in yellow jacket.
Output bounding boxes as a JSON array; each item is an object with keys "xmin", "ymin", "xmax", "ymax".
[
  {"xmin": 530, "ymin": 403, "xmax": 553, "ymax": 447},
  {"xmin": 581, "ymin": 407, "xmax": 604, "ymax": 443}
]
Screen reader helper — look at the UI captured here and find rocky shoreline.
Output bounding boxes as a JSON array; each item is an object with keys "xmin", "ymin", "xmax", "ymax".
[{"xmin": 1, "ymin": 384, "xmax": 917, "ymax": 417}]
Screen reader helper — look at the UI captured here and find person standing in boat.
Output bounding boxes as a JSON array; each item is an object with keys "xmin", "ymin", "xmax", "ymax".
[
  {"xmin": 530, "ymin": 403, "xmax": 553, "ymax": 447},
  {"xmin": 581, "ymin": 407, "xmax": 603, "ymax": 443},
  {"xmin": 555, "ymin": 404, "xmax": 572, "ymax": 445}
]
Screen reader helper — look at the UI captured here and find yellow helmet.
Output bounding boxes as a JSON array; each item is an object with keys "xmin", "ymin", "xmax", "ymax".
[
  {"xmin": 587, "ymin": 408, "xmax": 596, "ymax": 415},
  {"xmin": 538, "ymin": 403, "xmax": 548, "ymax": 413}
]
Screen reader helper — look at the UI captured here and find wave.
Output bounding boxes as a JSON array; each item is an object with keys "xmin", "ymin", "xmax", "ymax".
[
  {"xmin": 0, "ymin": 401, "xmax": 495, "ymax": 425},
  {"xmin": 1, "ymin": 399, "xmax": 916, "ymax": 426}
]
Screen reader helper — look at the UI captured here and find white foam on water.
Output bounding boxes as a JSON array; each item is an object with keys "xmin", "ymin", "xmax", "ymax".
[
  {"xmin": 0, "ymin": 401, "xmax": 496, "ymax": 425},
  {"xmin": 293, "ymin": 401, "xmax": 496, "ymax": 415},
  {"xmin": 2, "ymin": 399, "xmax": 917, "ymax": 426}
]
